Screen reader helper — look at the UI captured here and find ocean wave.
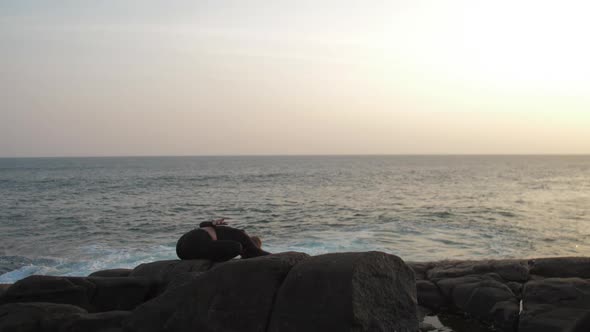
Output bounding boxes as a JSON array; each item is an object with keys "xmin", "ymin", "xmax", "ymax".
[
  {"xmin": 0, "ymin": 245, "xmax": 177, "ymax": 283},
  {"xmin": 2, "ymin": 156, "xmax": 590, "ymax": 282}
]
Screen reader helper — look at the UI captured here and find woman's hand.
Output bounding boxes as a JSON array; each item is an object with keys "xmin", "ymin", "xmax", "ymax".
[{"xmin": 211, "ymin": 218, "xmax": 228, "ymax": 226}]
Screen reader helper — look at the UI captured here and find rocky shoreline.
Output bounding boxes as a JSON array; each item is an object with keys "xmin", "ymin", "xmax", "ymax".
[
  {"xmin": 410, "ymin": 257, "xmax": 590, "ymax": 332},
  {"xmin": 0, "ymin": 253, "xmax": 588, "ymax": 332}
]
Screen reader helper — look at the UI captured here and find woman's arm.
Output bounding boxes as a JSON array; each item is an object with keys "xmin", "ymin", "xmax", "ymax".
[{"xmin": 199, "ymin": 218, "xmax": 228, "ymax": 228}]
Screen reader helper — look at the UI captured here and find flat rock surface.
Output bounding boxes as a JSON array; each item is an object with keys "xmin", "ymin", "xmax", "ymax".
[
  {"xmin": 519, "ymin": 278, "xmax": 590, "ymax": 332},
  {"xmin": 0, "ymin": 302, "xmax": 87, "ymax": 332},
  {"xmin": 88, "ymin": 269, "xmax": 132, "ymax": 278},
  {"xmin": 0, "ymin": 275, "xmax": 160, "ymax": 312},
  {"xmin": 130, "ymin": 259, "xmax": 212, "ymax": 283},
  {"xmin": 426, "ymin": 260, "xmax": 529, "ymax": 282},
  {"xmin": 528, "ymin": 257, "xmax": 590, "ymax": 279},
  {"xmin": 57, "ymin": 310, "xmax": 131, "ymax": 332},
  {"xmin": 0, "ymin": 276, "xmax": 95, "ymax": 311}
]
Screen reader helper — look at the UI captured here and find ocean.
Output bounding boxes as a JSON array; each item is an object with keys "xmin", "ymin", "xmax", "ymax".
[{"xmin": 1, "ymin": 155, "xmax": 589, "ymax": 283}]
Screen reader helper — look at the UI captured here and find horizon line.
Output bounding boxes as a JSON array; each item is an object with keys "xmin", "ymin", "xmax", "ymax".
[{"xmin": 1, "ymin": 153, "xmax": 590, "ymax": 159}]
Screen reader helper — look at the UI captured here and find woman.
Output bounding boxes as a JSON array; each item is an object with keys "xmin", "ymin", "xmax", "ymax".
[{"xmin": 176, "ymin": 218, "xmax": 270, "ymax": 262}]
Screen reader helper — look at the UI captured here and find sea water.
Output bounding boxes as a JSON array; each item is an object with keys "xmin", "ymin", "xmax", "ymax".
[{"xmin": 1, "ymin": 155, "xmax": 589, "ymax": 282}]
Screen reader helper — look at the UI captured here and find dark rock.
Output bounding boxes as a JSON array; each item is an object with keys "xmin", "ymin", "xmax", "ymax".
[
  {"xmin": 519, "ymin": 278, "xmax": 590, "ymax": 332},
  {"xmin": 0, "ymin": 275, "xmax": 160, "ymax": 312},
  {"xmin": 129, "ymin": 259, "xmax": 212, "ymax": 283},
  {"xmin": 0, "ymin": 302, "xmax": 87, "ymax": 332},
  {"xmin": 419, "ymin": 321, "xmax": 437, "ymax": 331},
  {"xmin": 437, "ymin": 313, "xmax": 496, "ymax": 332},
  {"xmin": 0, "ymin": 276, "xmax": 95, "ymax": 311},
  {"xmin": 506, "ymin": 281, "xmax": 523, "ymax": 299},
  {"xmin": 124, "ymin": 252, "xmax": 309, "ymax": 332},
  {"xmin": 267, "ymin": 251, "xmax": 418, "ymax": 332},
  {"xmin": 87, "ymin": 277, "xmax": 160, "ymax": 312},
  {"xmin": 88, "ymin": 269, "xmax": 132, "ymax": 278},
  {"xmin": 417, "ymin": 280, "xmax": 447, "ymax": 312},
  {"xmin": 568, "ymin": 310, "xmax": 590, "ymax": 332},
  {"xmin": 408, "ymin": 261, "xmax": 436, "ymax": 280},
  {"xmin": 0, "ymin": 284, "xmax": 12, "ymax": 297},
  {"xmin": 416, "ymin": 305, "xmax": 431, "ymax": 322},
  {"xmin": 427, "ymin": 259, "xmax": 529, "ymax": 282},
  {"xmin": 57, "ymin": 310, "xmax": 131, "ymax": 332},
  {"xmin": 165, "ymin": 271, "xmax": 205, "ymax": 291},
  {"xmin": 529, "ymin": 257, "xmax": 590, "ymax": 279},
  {"xmin": 436, "ymin": 274, "xmax": 519, "ymax": 331}
]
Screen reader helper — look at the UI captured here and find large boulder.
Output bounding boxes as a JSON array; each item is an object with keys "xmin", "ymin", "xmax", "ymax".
[
  {"xmin": 267, "ymin": 251, "xmax": 418, "ymax": 332},
  {"xmin": 0, "ymin": 302, "xmax": 87, "ymax": 332},
  {"xmin": 88, "ymin": 269, "xmax": 132, "ymax": 278},
  {"xmin": 519, "ymin": 278, "xmax": 590, "ymax": 332},
  {"xmin": 124, "ymin": 252, "xmax": 309, "ymax": 332},
  {"xmin": 0, "ymin": 275, "xmax": 160, "ymax": 312},
  {"xmin": 436, "ymin": 274, "xmax": 519, "ymax": 332},
  {"xmin": 529, "ymin": 257, "xmax": 590, "ymax": 279}
]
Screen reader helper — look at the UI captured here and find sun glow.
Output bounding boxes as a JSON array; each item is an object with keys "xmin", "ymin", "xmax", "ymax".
[{"xmin": 378, "ymin": 0, "xmax": 590, "ymax": 95}]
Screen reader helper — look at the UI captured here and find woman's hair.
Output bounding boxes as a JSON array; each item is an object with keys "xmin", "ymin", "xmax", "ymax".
[{"xmin": 250, "ymin": 236, "xmax": 262, "ymax": 248}]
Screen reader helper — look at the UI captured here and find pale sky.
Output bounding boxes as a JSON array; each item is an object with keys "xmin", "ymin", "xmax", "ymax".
[{"xmin": 1, "ymin": 0, "xmax": 589, "ymax": 157}]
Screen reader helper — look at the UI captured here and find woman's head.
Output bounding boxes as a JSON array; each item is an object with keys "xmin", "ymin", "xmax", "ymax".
[{"xmin": 250, "ymin": 236, "xmax": 262, "ymax": 248}]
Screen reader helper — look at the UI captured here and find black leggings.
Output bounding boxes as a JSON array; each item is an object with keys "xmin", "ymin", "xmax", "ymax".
[{"xmin": 176, "ymin": 227, "xmax": 269, "ymax": 262}]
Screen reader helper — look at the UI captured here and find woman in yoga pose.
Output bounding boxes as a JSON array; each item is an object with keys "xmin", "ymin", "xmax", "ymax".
[{"xmin": 176, "ymin": 218, "xmax": 270, "ymax": 262}]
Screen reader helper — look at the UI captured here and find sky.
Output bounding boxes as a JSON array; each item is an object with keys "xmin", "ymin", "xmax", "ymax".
[{"xmin": 1, "ymin": 0, "xmax": 589, "ymax": 157}]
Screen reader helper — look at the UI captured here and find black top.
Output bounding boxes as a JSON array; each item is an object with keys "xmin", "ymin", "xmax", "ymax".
[{"xmin": 197, "ymin": 222, "xmax": 270, "ymax": 258}]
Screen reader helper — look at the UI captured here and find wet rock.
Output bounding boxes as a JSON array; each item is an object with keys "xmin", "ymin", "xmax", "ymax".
[
  {"xmin": 89, "ymin": 269, "xmax": 132, "ymax": 278},
  {"xmin": 417, "ymin": 280, "xmax": 447, "ymax": 312},
  {"xmin": 427, "ymin": 259, "xmax": 529, "ymax": 282},
  {"xmin": 436, "ymin": 274, "xmax": 519, "ymax": 331},
  {"xmin": 267, "ymin": 251, "xmax": 418, "ymax": 332},
  {"xmin": 125, "ymin": 252, "xmax": 309, "ymax": 332},
  {"xmin": 57, "ymin": 310, "xmax": 131, "ymax": 332},
  {"xmin": 519, "ymin": 278, "xmax": 590, "ymax": 332},
  {"xmin": 129, "ymin": 259, "xmax": 212, "ymax": 283},
  {"xmin": 529, "ymin": 257, "xmax": 590, "ymax": 279},
  {"xmin": 0, "ymin": 302, "xmax": 87, "ymax": 332},
  {"xmin": 0, "ymin": 275, "xmax": 160, "ymax": 312}
]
